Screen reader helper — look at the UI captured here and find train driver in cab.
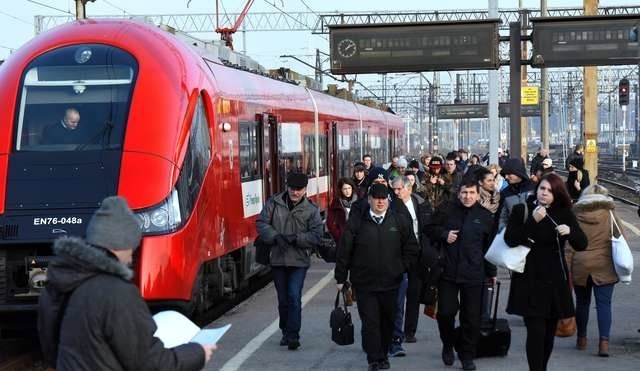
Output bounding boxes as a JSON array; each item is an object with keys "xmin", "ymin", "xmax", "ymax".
[{"xmin": 41, "ymin": 107, "xmax": 88, "ymax": 145}]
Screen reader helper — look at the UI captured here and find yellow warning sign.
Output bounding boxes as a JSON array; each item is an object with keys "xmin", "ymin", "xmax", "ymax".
[
  {"xmin": 586, "ymin": 139, "xmax": 597, "ymax": 153},
  {"xmin": 521, "ymin": 86, "xmax": 539, "ymax": 105}
]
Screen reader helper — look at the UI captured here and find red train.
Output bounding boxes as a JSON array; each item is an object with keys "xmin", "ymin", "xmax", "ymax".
[{"xmin": 0, "ymin": 19, "xmax": 404, "ymax": 315}]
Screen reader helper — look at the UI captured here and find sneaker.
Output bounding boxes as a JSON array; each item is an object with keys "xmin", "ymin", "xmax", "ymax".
[
  {"xmin": 462, "ymin": 360, "xmax": 477, "ymax": 371},
  {"xmin": 287, "ymin": 339, "xmax": 300, "ymax": 350},
  {"xmin": 368, "ymin": 363, "xmax": 380, "ymax": 371},
  {"xmin": 279, "ymin": 335, "xmax": 288, "ymax": 346},
  {"xmin": 405, "ymin": 333, "xmax": 417, "ymax": 343},
  {"xmin": 441, "ymin": 345, "xmax": 454, "ymax": 366},
  {"xmin": 379, "ymin": 359, "xmax": 390, "ymax": 369},
  {"xmin": 388, "ymin": 342, "xmax": 406, "ymax": 357}
]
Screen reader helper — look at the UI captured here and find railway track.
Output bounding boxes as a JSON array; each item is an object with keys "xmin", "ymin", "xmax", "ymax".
[{"xmin": 554, "ymin": 168, "xmax": 640, "ymax": 206}]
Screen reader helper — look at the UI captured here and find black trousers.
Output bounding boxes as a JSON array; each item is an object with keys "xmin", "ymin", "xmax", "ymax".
[
  {"xmin": 404, "ymin": 263, "xmax": 422, "ymax": 336},
  {"xmin": 523, "ymin": 317, "xmax": 557, "ymax": 371},
  {"xmin": 355, "ymin": 289, "xmax": 398, "ymax": 364},
  {"xmin": 436, "ymin": 280, "xmax": 482, "ymax": 361}
]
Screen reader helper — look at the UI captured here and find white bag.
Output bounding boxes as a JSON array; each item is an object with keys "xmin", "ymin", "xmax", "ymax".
[
  {"xmin": 611, "ymin": 211, "xmax": 633, "ymax": 284},
  {"xmin": 484, "ymin": 229, "xmax": 530, "ymax": 273}
]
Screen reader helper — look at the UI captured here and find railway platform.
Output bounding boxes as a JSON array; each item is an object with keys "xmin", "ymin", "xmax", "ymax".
[{"xmin": 204, "ymin": 200, "xmax": 640, "ymax": 371}]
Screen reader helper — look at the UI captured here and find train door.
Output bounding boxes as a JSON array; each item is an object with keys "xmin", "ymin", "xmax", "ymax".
[
  {"xmin": 388, "ymin": 129, "xmax": 397, "ymax": 162},
  {"xmin": 258, "ymin": 113, "xmax": 280, "ymax": 199},
  {"xmin": 329, "ymin": 122, "xmax": 338, "ymax": 201}
]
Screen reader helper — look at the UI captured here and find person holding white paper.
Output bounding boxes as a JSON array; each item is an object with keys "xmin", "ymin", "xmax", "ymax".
[{"xmin": 38, "ymin": 196, "xmax": 216, "ymax": 371}]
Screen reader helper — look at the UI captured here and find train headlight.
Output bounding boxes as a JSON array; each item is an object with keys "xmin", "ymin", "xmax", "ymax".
[{"xmin": 135, "ymin": 189, "xmax": 183, "ymax": 235}]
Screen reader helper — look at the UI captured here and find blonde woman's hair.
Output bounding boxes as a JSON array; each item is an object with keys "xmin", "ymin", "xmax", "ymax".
[
  {"xmin": 487, "ymin": 163, "xmax": 501, "ymax": 173},
  {"xmin": 580, "ymin": 184, "xmax": 609, "ymax": 197}
]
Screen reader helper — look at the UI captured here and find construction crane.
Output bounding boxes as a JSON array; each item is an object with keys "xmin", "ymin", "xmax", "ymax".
[{"xmin": 216, "ymin": 0, "xmax": 254, "ymax": 50}]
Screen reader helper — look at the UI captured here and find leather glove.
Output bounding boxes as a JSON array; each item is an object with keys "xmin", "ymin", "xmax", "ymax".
[{"xmin": 282, "ymin": 234, "xmax": 297, "ymax": 245}]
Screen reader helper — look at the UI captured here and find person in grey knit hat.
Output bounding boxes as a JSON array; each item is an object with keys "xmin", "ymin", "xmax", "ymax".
[{"xmin": 38, "ymin": 196, "xmax": 216, "ymax": 370}]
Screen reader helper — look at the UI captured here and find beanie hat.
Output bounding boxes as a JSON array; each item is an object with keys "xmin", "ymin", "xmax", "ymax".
[
  {"xmin": 353, "ymin": 162, "xmax": 366, "ymax": 172},
  {"xmin": 542, "ymin": 158, "xmax": 553, "ymax": 168},
  {"xmin": 500, "ymin": 157, "xmax": 529, "ymax": 180},
  {"xmin": 408, "ymin": 159, "xmax": 420, "ymax": 169},
  {"xmin": 397, "ymin": 158, "xmax": 408, "ymax": 168},
  {"xmin": 286, "ymin": 172, "xmax": 308, "ymax": 188},
  {"xmin": 569, "ymin": 157, "xmax": 584, "ymax": 170},
  {"xmin": 367, "ymin": 167, "xmax": 389, "ymax": 184},
  {"xmin": 86, "ymin": 196, "xmax": 141, "ymax": 250}
]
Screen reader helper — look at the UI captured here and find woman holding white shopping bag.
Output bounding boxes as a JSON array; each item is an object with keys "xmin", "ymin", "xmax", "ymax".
[
  {"xmin": 504, "ymin": 173, "xmax": 587, "ymax": 371},
  {"xmin": 567, "ymin": 184, "xmax": 624, "ymax": 357}
]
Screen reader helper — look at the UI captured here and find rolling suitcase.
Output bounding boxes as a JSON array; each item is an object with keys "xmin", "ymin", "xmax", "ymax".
[{"xmin": 476, "ymin": 281, "xmax": 511, "ymax": 357}]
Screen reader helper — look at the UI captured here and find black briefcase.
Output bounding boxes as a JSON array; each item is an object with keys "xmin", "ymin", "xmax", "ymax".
[
  {"xmin": 317, "ymin": 234, "xmax": 337, "ymax": 263},
  {"xmin": 330, "ymin": 290, "xmax": 354, "ymax": 345},
  {"xmin": 476, "ymin": 281, "xmax": 511, "ymax": 358}
]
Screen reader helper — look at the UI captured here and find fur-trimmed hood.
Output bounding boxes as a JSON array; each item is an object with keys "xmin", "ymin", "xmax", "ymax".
[
  {"xmin": 573, "ymin": 193, "xmax": 615, "ymax": 225},
  {"xmin": 46, "ymin": 236, "xmax": 133, "ymax": 293}
]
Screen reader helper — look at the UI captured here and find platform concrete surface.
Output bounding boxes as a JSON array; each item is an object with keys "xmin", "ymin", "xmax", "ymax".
[{"xmin": 204, "ymin": 201, "xmax": 640, "ymax": 371}]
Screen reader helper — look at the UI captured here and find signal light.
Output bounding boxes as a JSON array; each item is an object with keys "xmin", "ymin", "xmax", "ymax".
[{"xmin": 619, "ymin": 78, "xmax": 630, "ymax": 106}]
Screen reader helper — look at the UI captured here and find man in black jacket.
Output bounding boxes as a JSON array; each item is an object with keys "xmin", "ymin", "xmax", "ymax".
[
  {"xmin": 336, "ymin": 184, "xmax": 419, "ymax": 371},
  {"xmin": 390, "ymin": 176, "xmax": 433, "ymax": 348},
  {"xmin": 427, "ymin": 178, "xmax": 497, "ymax": 371},
  {"xmin": 38, "ymin": 196, "xmax": 214, "ymax": 370}
]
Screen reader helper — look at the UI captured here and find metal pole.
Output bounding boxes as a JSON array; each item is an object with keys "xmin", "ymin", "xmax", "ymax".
[
  {"xmin": 509, "ymin": 21, "xmax": 522, "ymax": 159},
  {"xmin": 488, "ymin": 0, "xmax": 500, "ymax": 165},
  {"xmin": 623, "ymin": 105, "xmax": 627, "ymax": 172},
  {"xmin": 540, "ymin": 0, "xmax": 549, "ymax": 151}
]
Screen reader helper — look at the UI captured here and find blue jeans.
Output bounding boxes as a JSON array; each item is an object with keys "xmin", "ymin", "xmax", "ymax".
[
  {"xmin": 272, "ymin": 266, "xmax": 308, "ymax": 341},
  {"xmin": 393, "ymin": 273, "xmax": 409, "ymax": 340},
  {"xmin": 574, "ymin": 276, "xmax": 615, "ymax": 339}
]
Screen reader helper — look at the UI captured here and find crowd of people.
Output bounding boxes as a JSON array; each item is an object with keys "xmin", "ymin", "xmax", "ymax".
[{"xmin": 322, "ymin": 145, "xmax": 619, "ymax": 371}]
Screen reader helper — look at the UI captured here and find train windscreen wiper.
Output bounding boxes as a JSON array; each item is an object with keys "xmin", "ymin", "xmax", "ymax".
[{"xmin": 75, "ymin": 120, "xmax": 113, "ymax": 151}]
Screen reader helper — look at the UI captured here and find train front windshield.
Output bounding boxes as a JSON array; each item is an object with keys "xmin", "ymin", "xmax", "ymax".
[{"xmin": 14, "ymin": 44, "xmax": 137, "ymax": 151}]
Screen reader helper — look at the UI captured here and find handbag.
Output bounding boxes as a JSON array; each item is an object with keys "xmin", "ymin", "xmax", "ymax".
[
  {"xmin": 330, "ymin": 290, "xmax": 354, "ymax": 345},
  {"xmin": 555, "ymin": 316, "xmax": 576, "ymax": 337},
  {"xmin": 317, "ymin": 234, "xmax": 337, "ymax": 263},
  {"xmin": 484, "ymin": 230, "xmax": 530, "ymax": 273},
  {"xmin": 610, "ymin": 211, "xmax": 633, "ymax": 284}
]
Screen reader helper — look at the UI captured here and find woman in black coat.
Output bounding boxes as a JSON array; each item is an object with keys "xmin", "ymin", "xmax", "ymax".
[{"xmin": 504, "ymin": 173, "xmax": 587, "ymax": 371}]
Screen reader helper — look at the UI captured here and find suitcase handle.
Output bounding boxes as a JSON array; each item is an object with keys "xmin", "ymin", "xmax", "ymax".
[{"xmin": 482, "ymin": 281, "xmax": 501, "ymax": 329}]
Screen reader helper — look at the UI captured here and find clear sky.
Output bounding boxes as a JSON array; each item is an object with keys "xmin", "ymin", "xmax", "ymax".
[{"xmin": 1, "ymin": 0, "xmax": 639, "ymax": 90}]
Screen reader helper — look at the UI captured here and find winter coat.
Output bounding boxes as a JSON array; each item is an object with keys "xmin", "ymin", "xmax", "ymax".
[
  {"xmin": 326, "ymin": 194, "xmax": 357, "ymax": 243},
  {"xmin": 426, "ymin": 200, "xmax": 497, "ymax": 284},
  {"xmin": 335, "ymin": 206, "xmax": 419, "ymax": 292},
  {"xmin": 390, "ymin": 194, "xmax": 433, "ymax": 253},
  {"xmin": 567, "ymin": 194, "xmax": 621, "ymax": 286},
  {"xmin": 530, "ymin": 153, "xmax": 547, "ymax": 175},
  {"xmin": 479, "ymin": 187, "xmax": 501, "ymax": 215},
  {"xmin": 504, "ymin": 198, "xmax": 588, "ymax": 319},
  {"xmin": 352, "ymin": 176, "xmax": 369, "ymax": 199},
  {"xmin": 38, "ymin": 237, "xmax": 204, "ymax": 371},
  {"xmin": 566, "ymin": 169, "xmax": 590, "ymax": 202},
  {"xmin": 423, "ymin": 173, "xmax": 449, "ymax": 209},
  {"xmin": 256, "ymin": 192, "xmax": 323, "ymax": 267}
]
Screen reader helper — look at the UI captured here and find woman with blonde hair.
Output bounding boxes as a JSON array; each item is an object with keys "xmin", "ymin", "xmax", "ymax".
[{"xmin": 568, "ymin": 184, "xmax": 622, "ymax": 357}]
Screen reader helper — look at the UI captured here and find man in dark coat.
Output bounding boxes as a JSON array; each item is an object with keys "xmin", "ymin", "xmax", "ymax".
[
  {"xmin": 565, "ymin": 143, "xmax": 584, "ymax": 171},
  {"xmin": 256, "ymin": 172, "xmax": 323, "ymax": 350},
  {"xmin": 498, "ymin": 157, "xmax": 535, "ymax": 230},
  {"xmin": 427, "ymin": 178, "xmax": 497, "ymax": 371},
  {"xmin": 41, "ymin": 107, "xmax": 90, "ymax": 145},
  {"xmin": 529, "ymin": 147, "xmax": 549, "ymax": 176},
  {"xmin": 38, "ymin": 196, "xmax": 213, "ymax": 371},
  {"xmin": 390, "ymin": 176, "xmax": 433, "ymax": 349},
  {"xmin": 336, "ymin": 183, "xmax": 419, "ymax": 371}
]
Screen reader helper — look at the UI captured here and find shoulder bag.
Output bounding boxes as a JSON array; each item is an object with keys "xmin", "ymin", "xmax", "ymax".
[
  {"xmin": 255, "ymin": 204, "xmax": 275, "ymax": 265},
  {"xmin": 484, "ymin": 203, "xmax": 530, "ymax": 273},
  {"xmin": 610, "ymin": 210, "xmax": 633, "ymax": 284},
  {"xmin": 330, "ymin": 290, "xmax": 354, "ymax": 345}
]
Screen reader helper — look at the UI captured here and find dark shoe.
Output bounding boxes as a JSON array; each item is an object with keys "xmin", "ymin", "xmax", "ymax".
[
  {"xmin": 388, "ymin": 341, "xmax": 406, "ymax": 357},
  {"xmin": 598, "ymin": 338, "xmax": 610, "ymax": 357},
  {"xmin": 405, "ymin": 333, "xmax": 417, "ymax": 343},
  {"xmin": 462, "ymin": 360, "xmax": 477, "ymax": 371},
  {"xmin": 279, "ymin": 335, "xmax": 288, "ymax": 346},
  {"xmin": 368, "ymin": 362, "xmax": 380, "ymax": 371},
  {"xmin": 379, "ymin": 359, "xmax": 390, "ymax": 369},
  {"xmin": 442, "ymin": 345, "xmax": 454, "ymax": 366},
  {"xmin": 287, "ymin": 339, "xmax": 300, "ymax": 350}
]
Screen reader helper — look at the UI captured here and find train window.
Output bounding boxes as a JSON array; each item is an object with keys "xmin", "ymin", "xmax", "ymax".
[
  {"xmin": 239, "ymin": 121, "xmax": 261, "ymax": 181},
  {"xmin": 303, "ymin": 135, "xmax": 315, "ymax": 177},
  {"xmin": 279, "ymin": 123, "xmax": 303, "ymax": 179},
  {"xmin": 13, "ymin": 44, "xmax": 137, "ymax": 152},
  {"xmin": 175, "ymin": 95, "xmax": 212, "ymax": 220}
]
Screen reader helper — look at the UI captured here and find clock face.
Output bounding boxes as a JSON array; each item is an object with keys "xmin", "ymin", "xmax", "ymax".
[{"xmin": 337, "ymin": 39, "xmax": 357, "ymax": 58}]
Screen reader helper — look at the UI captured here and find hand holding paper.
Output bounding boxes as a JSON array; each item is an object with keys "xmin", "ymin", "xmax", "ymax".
[{"xmin": 153, "ymin": 310, "xmax": 231, "ymax": 349}]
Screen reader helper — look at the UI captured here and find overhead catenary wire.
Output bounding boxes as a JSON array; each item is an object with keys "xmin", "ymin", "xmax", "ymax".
[
  {"xmin": 27, "ymin": 0, "xmax": 74, "ymax": 15},
  {"xmin": 103, "ymin": 0, "xmax": 130, "ymax": 15},
  {"xmin": 263, "ymin": 0, "xmax": 327, "ymax": 41},
  {"xmin": 0, "ymin": 10, "xmax": 33, "ymax": 25}
]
